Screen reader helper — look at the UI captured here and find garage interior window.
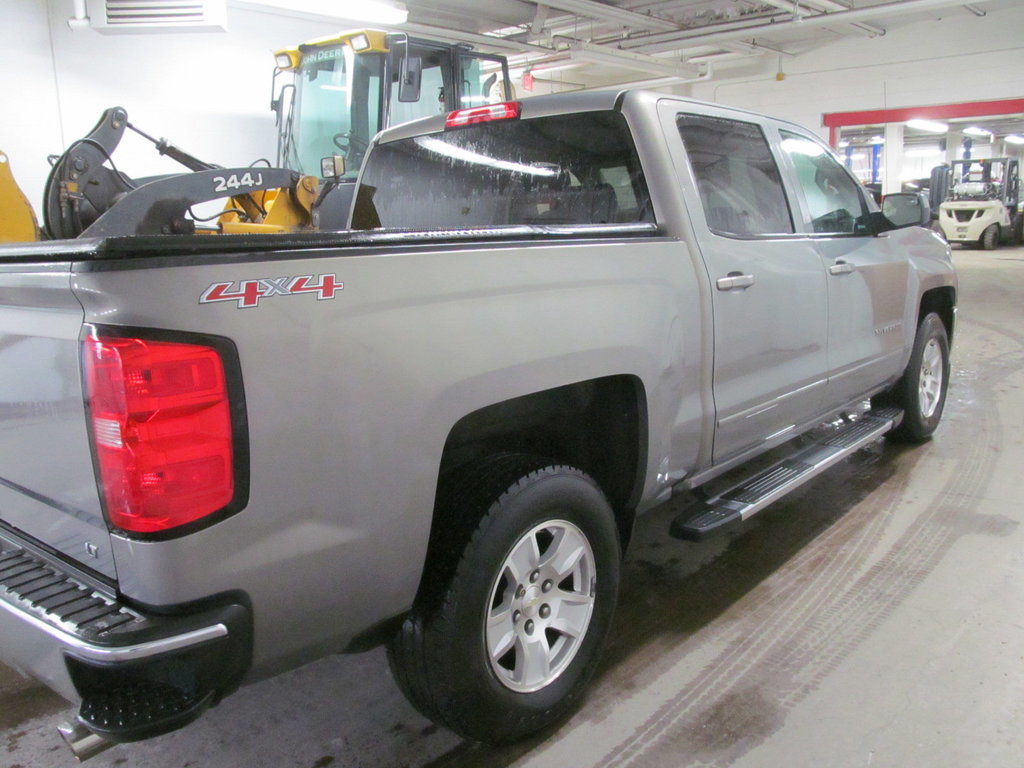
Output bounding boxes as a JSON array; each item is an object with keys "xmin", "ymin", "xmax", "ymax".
[{"xmin": 676, "ymin": 114, "xmax": 793, "ymax": 237}]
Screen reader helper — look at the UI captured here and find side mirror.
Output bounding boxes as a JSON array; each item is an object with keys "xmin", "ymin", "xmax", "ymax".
[
  {"xmin": 320, "ymin": 155, "xmax": 346, "ymax": 179},
  {"xmin": 879, "ymin": 192, "xmax": 931, "ymax": 231},
  {"xmin": 398, "ymin": 55, "xmax": 422, "ymax": 103}
]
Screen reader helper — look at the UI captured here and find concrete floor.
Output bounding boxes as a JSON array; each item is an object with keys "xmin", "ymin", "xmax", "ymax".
[{"xmin": 3, "ymin": 246, "xmax": 1023, "ymax": 768}]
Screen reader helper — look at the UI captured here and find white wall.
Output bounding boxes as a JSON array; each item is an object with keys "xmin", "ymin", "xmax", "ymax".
[
  {"xmin": 3, "ymin": 1, "xmax": 1023, "ymax": 221},
  {"xmin": 683, "ymin": 4, "xmax": 1024, "ymax": 141},
  {"xmin": 1, "ymin": 0, "xmax": 343, "ymax": 218}
]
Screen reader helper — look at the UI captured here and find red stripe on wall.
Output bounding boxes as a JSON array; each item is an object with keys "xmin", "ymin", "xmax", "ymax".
[{"xmin": 823, "ymin": 98, "xmax": 1024, "ymax": 128}]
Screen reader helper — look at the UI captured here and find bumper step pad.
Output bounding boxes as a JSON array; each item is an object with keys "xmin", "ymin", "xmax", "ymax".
[
  {"xmin": 80, "ymin": 682, "xmax": 214, "ymax": 742},
  {"xmin": 670, "ymin": 408, "xmax": 903, "ymax": 541},
  {"xmin": 0, "ymin": 531, "xmax": 252, "ymax": 745}
]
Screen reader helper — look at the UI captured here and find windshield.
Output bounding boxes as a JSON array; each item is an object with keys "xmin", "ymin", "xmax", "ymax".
[{"xmin": 288, "ymin": 46, "xmax": 384, "ymax": 178}]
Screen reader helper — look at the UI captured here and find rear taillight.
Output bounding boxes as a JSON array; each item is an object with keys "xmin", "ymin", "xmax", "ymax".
[
  {"xmin": 83, "ymin": 331, "xmax": 238, "ymax": 535},
  {"xmin": 445, "ymin": 101, "xmax": 521, "ymax": 129}
]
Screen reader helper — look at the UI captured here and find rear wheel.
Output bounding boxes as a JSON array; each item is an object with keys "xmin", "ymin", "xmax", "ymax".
[
  {"xmin": 876, "ymin": 312, "xmax": 950, "ymax": 443},
  {"xmin": 388, "ymin": 455, "xmax": 621, "ymax": 743},
  {"xmin": 980, "ymin": 223, "xmax": 999, "ymax": 250}
]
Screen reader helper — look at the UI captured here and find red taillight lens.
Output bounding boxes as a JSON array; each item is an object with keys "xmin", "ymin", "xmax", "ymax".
[
  {"xmin": 83, "ymin": 333, "xmax": 236, "ymax": 534},
  {"xmin": 445, "ymin": 101, "xmax": 521, "ymax": 129}
]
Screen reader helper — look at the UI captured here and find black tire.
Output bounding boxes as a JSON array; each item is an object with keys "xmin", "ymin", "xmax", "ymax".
[
  {"xmin": 875, "ymin": 312, "xmax": 950, "ymax": 443},
  {"xmin": 387, "ymin": 454, "xmax": 621, "ymax": 743},
  {"xmin": 980, "ymin": 223, "xmax": 999, "ymax": 250}
]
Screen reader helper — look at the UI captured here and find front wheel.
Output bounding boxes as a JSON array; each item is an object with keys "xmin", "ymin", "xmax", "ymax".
[
  {"xmin": 876, "ymin": 312, "xmax": 950, "ymax": 443},
  {"xmin": 980, "ymin": 223, "xmax": 999, "ymax": 250},
  {"xmin": 387, "ymin": 455, "xmax": 621, "ymax": 743}
]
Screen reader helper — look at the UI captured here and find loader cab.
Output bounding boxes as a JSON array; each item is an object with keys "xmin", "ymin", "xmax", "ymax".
[{"xmin": 273, "ymin": 30, "xmax": 512, "ymax": 228}]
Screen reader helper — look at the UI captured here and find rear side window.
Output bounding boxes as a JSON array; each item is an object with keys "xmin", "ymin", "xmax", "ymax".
[
  {"xmin": 352, "ymin": 111, "xmax": 653, "ymax": 230},
  {"xmin": 676, "ymin": 113, "xmax": 794, "ymax": 237}
]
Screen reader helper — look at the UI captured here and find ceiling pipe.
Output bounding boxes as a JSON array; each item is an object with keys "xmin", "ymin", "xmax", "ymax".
[
  {"xmin": 760, "ymin": 0, "xmax": 884, "ymax": 36},
  {"xmin": 533, "ymin": 0, "xmax": 680, "ymax": 32},
  {"xmin": 399, "ymin": 21, "xmax": 552, "ymax": 54},
  {"xmin": 567, "ymin": 39, "xmax": 703, "ymax": 78},
  {"xmin": 68, "ymin": 0, "xmax": 89, "ymax": 30},
  {"xmin": 616, "ymin": 12, "xmax": 790, "ymax": 51},
  {"xmin": 599, "ymin": 61, "xmax": 715, "ymax": 91},
  {"xmin": 617, "ymin": 0, "xmax": 998, "ymax": 55},
  {"xmin": 531, "ymin": 3, "xmax": 549, "ymax": 35},
  {"xmin": 800, "ymin": 0, "xmax": 888, "ymax": 35}
]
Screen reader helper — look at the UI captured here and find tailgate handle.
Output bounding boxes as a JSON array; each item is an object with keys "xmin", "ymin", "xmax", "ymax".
[
  {"xmin": 716, "ymin": 272, "xmax": 755, "ymax": 291},
  {"xmin": 829, "ymin": 260, "xmax": 855, "ymax": 276}
]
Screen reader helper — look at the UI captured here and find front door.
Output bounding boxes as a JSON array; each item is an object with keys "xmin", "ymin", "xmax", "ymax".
[{"xmin": 775, "ymin": 130, "xmax": 911, "ymax": 405}]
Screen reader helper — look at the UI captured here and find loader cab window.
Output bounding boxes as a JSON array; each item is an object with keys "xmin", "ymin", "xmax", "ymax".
[
  {"xmin": 387, "ymin": 46, "xmax": 453, "ymax": 126},
  {"xmin": 291, "ymin": 45, "xmax": 383, "ymax": 178},
  {"xmin": 458, "ymin": 53, "xmax": 511, "ymax": 107},
  {"xmin": 676, "ymin": 114, "xmax": 794, "ymax": 237}
]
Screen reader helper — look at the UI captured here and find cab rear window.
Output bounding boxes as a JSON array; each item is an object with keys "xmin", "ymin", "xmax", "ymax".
[{"xmin": 351, "ymin": 111, "xmax": 654, "ymax": 230}]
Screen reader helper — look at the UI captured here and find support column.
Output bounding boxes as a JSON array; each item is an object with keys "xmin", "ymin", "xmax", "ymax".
[
  {"xmin": 946, "ymin": 130, "xmax": 962, "ymax": 163},
  {"xmin": 883, "ymin": 122, "xmax": 904, "ymax": 195}
]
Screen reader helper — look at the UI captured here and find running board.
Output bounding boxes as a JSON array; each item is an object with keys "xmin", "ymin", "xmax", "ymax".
[{"xmin": 670, "ymin": 408, "xmax": 903, "ymax": 541}]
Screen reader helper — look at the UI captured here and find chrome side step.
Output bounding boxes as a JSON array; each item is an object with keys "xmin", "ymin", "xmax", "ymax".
[{"xmin": 670, "ymin": 407, "xmax": 903, "ymax": 541}]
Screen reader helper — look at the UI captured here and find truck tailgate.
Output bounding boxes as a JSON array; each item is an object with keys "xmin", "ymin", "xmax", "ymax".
[{"xmin": 0, "ymin": 263, "xmax": 114, "ymax": 580}]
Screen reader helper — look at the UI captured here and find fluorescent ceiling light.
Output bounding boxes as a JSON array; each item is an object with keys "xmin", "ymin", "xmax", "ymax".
[
  {"xmin": 906, "ymin": 119, "xmax": 948, "ymax": 133},
  {"xmin": 246, "ymin": 0, "xmax": 408, "ymax": 24},
  {"xmin": 870, "ymin": 136, "xmax": 884, "ymax": 144},
  {"xmin": 963, "ymin": 126, "xmax": 992, "ymax": 137},
  {"xmin": 905, "ymin": 147, "xmax": 942, "ymax": 157},
  {"xmin": 1005, "ymin": 134, "xmax": 1024, "ymax": 145},
  {"xmin": 838, "ymin": 140, "xmax": 850, "ymax": 148}
]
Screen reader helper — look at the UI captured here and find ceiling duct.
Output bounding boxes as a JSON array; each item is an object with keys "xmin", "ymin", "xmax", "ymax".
[{"xmin": 90, "ymin": 0, "xmax": 228, "ymax": 34}]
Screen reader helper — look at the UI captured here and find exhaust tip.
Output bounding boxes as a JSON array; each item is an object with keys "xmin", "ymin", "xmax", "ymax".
[{"xmin": 57, "ymin": 721, "xmax": 115, "ymax": 762}]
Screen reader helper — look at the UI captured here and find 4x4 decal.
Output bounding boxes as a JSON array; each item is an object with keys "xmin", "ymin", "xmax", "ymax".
[{"xmin": 200, "ymin": 274, "xmax": 343, "ymax": 309}]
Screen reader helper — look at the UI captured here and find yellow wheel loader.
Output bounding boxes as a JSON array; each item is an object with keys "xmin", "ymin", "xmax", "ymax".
[
  {"xmin": 271, "ymin": 29, "xmax": 512, "ymax": 228},
  {"xmin": 0, "ymin": 150, "xmax": 40, "ymax": 242},
  {"xmin": 4, "ymin": 30, "xmax": 511, "ymax": 241}
]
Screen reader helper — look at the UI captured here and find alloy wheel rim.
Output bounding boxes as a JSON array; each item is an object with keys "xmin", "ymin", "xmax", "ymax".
[
  {"xmin": 485, "ymin": 519, "xmax": 596, "ymax": 693},
  {"xmin": 918, "ymin": 338, "xmax": 944, "ymax": 419}
]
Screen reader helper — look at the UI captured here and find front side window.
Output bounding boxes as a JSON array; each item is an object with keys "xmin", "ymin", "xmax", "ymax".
[
  {"xmin": 780, "ymin": 131, "xmax": 870, "ymax": 234},
  {"xmin": 676, "ymin": 114, "xmax": 793, "ymax": 237},
  {"xmin": 352, "ymin": 111, "xmax": 653, "ymax": 230}
]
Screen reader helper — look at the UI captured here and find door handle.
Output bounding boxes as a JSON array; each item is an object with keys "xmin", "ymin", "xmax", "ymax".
[
  {"xmin": 829, "ymin": 260, "xmax": 855, "ymax": 276},
  {"xmin": 716, "ymin": 272, "xmax": 755, "ymax": 291}
]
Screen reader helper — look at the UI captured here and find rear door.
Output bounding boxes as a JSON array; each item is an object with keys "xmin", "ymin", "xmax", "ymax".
[
  {"xmin": 659, "ymin": 104, "xmax": 829, "ymax": 464},
  {"xmin": 773, "ymin": 128, "xmax": 911, "ymax": 405},
  {"xmin": 0, "ymin": 263, "xmax": 114, "ymax": 579}
]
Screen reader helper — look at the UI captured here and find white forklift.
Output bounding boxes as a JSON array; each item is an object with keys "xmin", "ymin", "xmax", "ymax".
[{"xmin": 937, "ymin": 157, "xmax": 1021, "ymax": 249}]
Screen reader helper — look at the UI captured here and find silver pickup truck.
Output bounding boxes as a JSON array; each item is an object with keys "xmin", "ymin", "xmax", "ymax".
[{"xmin": 0, "ymin": 89, "xmax": 954, "ymax": 758}]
